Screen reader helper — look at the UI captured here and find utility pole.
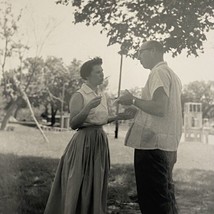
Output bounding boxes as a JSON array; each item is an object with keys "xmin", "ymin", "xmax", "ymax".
[{"xmin": 115, "ymin": 53, "xmax": 123, "ymax": 138}]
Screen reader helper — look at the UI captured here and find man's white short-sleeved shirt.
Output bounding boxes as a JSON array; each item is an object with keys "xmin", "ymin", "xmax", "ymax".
[{"xmin": 125, "ymin": 62, "xmax": 183, "ymax": 151}]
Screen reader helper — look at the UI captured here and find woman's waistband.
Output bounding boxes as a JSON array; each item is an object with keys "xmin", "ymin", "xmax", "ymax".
[{"xmin": 77, "ymin": 125, "xmax": 103, "ymax": 130}]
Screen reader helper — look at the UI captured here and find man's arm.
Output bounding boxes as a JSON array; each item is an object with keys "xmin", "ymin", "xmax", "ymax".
[{"xmin": 133, "ymin": 87, "xmax": 168, "ymax": 117}]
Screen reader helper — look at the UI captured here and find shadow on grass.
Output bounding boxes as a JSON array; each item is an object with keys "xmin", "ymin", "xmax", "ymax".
[
  {"xmin": 0, "ymin": 153, "xmax": 214, "ymax": 214},
  {"xmin": 174, "ymin": 169, "xmax": 214, "ymax": 214},
  {"xmin": 0, "ymin": 153, "xmax": 59, "ymax": 214}
]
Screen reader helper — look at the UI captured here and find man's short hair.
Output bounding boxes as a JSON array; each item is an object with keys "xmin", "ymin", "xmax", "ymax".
[
  {"xmin": 80, "ymin": 57, "xmax": 102, "ymax": 80},
  {"xmin": 143, "ymin": 41, "xmax": 164, "ymax": 54}
]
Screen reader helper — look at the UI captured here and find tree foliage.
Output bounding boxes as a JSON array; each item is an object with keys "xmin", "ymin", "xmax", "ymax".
[
  {"xmin": 21, "ymin": 56, "xmax": 83, "ymax": 125},
  {"xmin": 0, "ymin": 1, "xmax": 24, "ymax": 92},
  {"xmin": 1, "ymin": 56, "xmax": 83, "ymax": 126},
  {"xmin": 57, "ymin": 0, "xmax": 214, "ymax": 57}
]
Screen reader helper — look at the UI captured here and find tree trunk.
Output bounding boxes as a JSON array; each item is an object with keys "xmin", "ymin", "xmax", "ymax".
[
  {"xmin": 14, "ymin": 106, "xmax": 21, "ymax": 119},
  {"xmin": 50, "ymin": 104, "xmax": 57, "ymax": 127},
  {"xmin": 0, "ymin": 97, "xmax": 21, "ymax": 130}
]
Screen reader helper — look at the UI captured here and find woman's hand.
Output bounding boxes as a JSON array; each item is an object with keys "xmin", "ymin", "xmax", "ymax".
[
  {"xmin": 124, "ymin": 106, "xmax": 138, "ymax": 117},
  {"xmin": 85, "ymin": 96, "xmax": 102, "ymax": 110},
  {"xmin": 117, "ymin": 107, "xmax": 138, "ymax": 120},
  {"xmin": 117, "ymin": 112, "xmax": 133, "ymax": 120}
]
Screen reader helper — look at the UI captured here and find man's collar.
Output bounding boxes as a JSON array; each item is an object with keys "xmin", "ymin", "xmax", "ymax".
[{"xmin": 151, "ymin": 61, "xmax": 167, "ymax": 71}]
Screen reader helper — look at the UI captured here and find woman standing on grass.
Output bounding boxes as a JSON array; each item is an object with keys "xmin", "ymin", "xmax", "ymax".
[{"xmin": 44, "ymin": 57, "xmax": 131, "ymax": 214}]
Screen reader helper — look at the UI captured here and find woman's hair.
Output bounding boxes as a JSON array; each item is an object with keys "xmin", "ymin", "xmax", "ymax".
[{"xmin": 80, "ymin": 57, "xmax": 102, "ymax": 80}]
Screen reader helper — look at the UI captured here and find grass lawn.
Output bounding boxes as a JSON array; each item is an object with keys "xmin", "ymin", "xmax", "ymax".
[{"xmin": 0, "ymin": 124, "xmax": 214, "ymax": 214}]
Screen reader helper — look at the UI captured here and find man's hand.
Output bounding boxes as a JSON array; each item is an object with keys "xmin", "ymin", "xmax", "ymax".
[{"xmin": 117, "ymin": 90, "xmax": 133, "ymax": 106}]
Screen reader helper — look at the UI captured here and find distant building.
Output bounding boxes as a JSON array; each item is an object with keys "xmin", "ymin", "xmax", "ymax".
[
  {"xmin": 184, "ymin": 102, "xmax": 209, "ymax": 143},
  {"xmin": 184, "ymin": 102, "xmax": 202, "ymax": 129}
]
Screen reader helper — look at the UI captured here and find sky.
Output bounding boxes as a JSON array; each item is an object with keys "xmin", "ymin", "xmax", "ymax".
[{"xmin": 3, "ymin": 0, "xmax": 214, "ymax": 94}]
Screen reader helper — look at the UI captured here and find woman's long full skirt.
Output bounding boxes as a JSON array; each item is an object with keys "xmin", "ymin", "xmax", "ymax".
[{"xmin": 44, "ymin": 126, "xmax": 110, "ymax": 214}]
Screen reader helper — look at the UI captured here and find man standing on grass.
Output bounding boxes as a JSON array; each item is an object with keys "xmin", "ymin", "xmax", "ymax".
[{"xmin": 117, "ymin": 40, "xmax": 182, "ymax": 214}]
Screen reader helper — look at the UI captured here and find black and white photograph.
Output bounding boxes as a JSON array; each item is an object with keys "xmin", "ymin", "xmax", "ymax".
[{"xmin": 0, "ymin": 0, "xmax": 214, "ymax": 213}]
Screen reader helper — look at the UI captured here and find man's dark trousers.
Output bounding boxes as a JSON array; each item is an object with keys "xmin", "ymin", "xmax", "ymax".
[{"xmin": 134, "ymin": 149, "xmax": 178, "ymax": 214}]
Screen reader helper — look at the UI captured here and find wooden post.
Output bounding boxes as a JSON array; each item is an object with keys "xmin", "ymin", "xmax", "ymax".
[
  {"xmin": 22, "ymin": 91, "xmax": 49, "ymax": 143},
  {"xmin": 12, "ymin": 75, "xmax": 49, "ymax": 143},
  {"xmin": 115, "ymin": 53, "xmax": 123, "ymax": 139}
]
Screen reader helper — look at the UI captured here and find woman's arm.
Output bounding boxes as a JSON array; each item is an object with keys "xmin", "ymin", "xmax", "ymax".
[
  {"xmin": 69, "ymin": 93, "xmax": 102, "ymax": 130},
  {"xmin": 69, "ymin": 93, "xmax": 89, "ymax": 130},
  {"xmin": 107, "ymin": 108, "xmax": 137, "ymax": 124},
  {"xmin": 107, "ymin": 115, "xmax": 118, "ymax": 124}
]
